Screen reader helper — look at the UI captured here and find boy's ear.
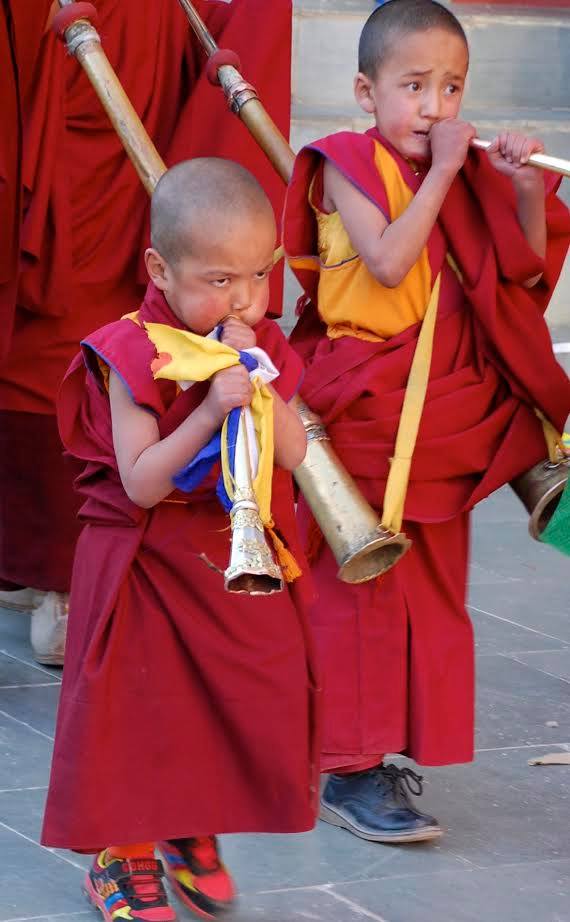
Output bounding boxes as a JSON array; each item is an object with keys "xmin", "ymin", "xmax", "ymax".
[
  {"xmin": 145, "ymin": 248, "xmax": 169, "ymax": 291},
  {"xmin": 354, "ymin": 72, "xmax": 376, "ymax": 115}
]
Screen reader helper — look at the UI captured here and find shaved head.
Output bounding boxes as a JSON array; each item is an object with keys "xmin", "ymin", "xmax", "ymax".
[
  {"xmin": 359, "ymin": 0, "xmax": 468, "ymax": 78},
  {"xmin": 150, "ymin": 158, "xmax": 275, "ymax": 266}
]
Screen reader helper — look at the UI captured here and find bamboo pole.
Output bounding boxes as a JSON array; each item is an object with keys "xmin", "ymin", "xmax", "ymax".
[
  {"xmin": 175, "ymin": 0, "xmax": 570, "ymax": 181},
  {"xmin": 56, "ymin": 0, "xmax": 166, "ymax": 193},
  {"xmin": 175, "ymin": 0, "xmax": 295, "ymax": 183}
]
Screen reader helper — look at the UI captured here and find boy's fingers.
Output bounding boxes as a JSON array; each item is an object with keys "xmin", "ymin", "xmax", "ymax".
[
  {"xmin": 511, "ymin": 135, "xmax": 525, "ymax": 165},
  {"xmin": 523, "ymin": 137, "xmax": 545, "ymax": 163}
]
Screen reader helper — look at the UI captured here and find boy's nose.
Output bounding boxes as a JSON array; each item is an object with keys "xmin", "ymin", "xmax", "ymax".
[
  {"xmin": 420, "ymin": 90, "xmax": 441, "ymax": 120},
  {"xmin": 231, "ymin": 281, "xmax": 253, "ymax": 311}
]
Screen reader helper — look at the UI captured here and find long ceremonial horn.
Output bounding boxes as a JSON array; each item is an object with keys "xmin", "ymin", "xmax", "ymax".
[
  {"xmin": 177, "ymin": 0, "xmax": 570, "ymax": 180},
  {"xmin": 178, "ymin": 0, "xmax": 570, "ymax": 557},
  {"xmin": 470, "ymin": 138, "xmax": 570, "ymax": 178},
  {"xmin": 224, "ymin": 408, "xmax": 283, "ymax": 594},
  {"xmin": 173, "ymin": 0, "xmax": 411, "ymax": 581},
  {"xmin": 52, "ymin": 0, "xmax": 284, "ymax": 595}
]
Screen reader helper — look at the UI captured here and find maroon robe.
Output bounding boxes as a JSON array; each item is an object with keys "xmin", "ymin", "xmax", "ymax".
[
  {"xmin": 41, "ymin": 283, "xmax": 319, "ymax": 850},
  {"xmin": 284, "ymin": 130, "xmax": 570, "ymax": 769},
  {"xmin": 0, "ymin": 0, "xmax": 293, "ymax": 593}
]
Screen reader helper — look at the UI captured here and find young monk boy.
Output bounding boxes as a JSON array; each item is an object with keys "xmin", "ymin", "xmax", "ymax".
[
  {"xmin": 284, "ymin": 0, "xmax": 570, "ymax": 843},
  {"xmin": 42, "ymin": 158, "xmax": 318, "ymax": 920}
]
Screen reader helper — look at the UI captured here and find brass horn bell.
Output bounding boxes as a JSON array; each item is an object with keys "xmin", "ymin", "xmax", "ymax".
[
  {"xmin": 293, "ymin": 400, "xmax": 411, "ymax": 583},
  {"xmin": 510, "ymin": 457, "xmax": 569, "ymax": 539}
]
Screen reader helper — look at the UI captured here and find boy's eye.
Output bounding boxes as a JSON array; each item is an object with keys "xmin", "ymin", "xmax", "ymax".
[
  {"xmin": 445, "ymin": 84, "xmax": 460, "ymax": 95},
  {"xmin": 211, "ymin": 278, "xmax": 230, "ymax": 288},
  {"xmin": 255, "ymin": 270, "xmax": 269, "ymax": 280},
  {"xmin": 409, "ymin": 81, "xmax": 421, "ymax": 92}
]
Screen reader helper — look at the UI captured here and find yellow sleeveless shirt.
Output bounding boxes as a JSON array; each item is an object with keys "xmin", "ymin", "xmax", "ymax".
[{"xmin": 306, "ymin": 141, "xmax": 434, "ymax": 343}]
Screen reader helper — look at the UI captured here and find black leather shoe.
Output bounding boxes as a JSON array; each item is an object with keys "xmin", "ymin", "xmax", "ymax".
[{"xmin": 320, "ymin": 763, "xmax": 443, "ymax": 843}]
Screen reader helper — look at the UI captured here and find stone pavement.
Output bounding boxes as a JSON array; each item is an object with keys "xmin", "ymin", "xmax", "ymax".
[{"xmin": 1, "ymin": 485, "xmax": 569, "ymax": 922}]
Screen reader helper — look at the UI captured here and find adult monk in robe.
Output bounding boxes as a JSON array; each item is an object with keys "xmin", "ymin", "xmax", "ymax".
[
  {"xmin": 283, "ymin": 0, "xmax": 570, "ymax": 843},
  {"xmin": 0, "ymin": 0, "xmax": 293, "ymax": 665}
]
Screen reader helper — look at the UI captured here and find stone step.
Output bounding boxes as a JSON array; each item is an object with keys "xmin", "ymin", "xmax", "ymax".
[{"xmin": 292, "ymin": 2, "xmax": 570, "ymax": 112}]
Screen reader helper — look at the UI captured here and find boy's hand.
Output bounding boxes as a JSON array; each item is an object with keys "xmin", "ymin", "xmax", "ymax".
[
  {"xmin": 486, "ymin": 132, "xmax": 544, "ymax": 187},
  {"xmin": 220, "ymin": 315, "xmax": 257, "ymax": 352},
  {"xmin": 204, "ymin": 365, "xmax": 252, "ymax": 424},
  {"xmin": 429, "ymin": 119, "xmax": 476, "ymax": 177}
]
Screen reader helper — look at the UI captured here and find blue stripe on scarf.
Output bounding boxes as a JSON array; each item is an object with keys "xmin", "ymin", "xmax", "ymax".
[{"xmin": 172, "ymin": 350, "xmax": 258, "ymax": 500}]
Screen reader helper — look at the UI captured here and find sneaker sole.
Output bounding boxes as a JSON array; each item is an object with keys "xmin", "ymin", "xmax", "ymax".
[
  {"xmin": 0, "ymin": 602, "xmax": 37, "ymax": 613},
  {"xmin": 319, "ymin": 802, "xmax": 444, "ymax": 843},
  {"xmin": 164, "ymin": 873, "xmax": 234, "ymax": 920},
  {"xmin": 83, "ymin": 872, "xmax": 116, "ymax": 922},
  {"xmin": 33, "ymin": 652, "xmax": 64, "ymax": 667},
  {"xmin": 83, "ymin": 871, "xmax": 178, "ymax": 922}
]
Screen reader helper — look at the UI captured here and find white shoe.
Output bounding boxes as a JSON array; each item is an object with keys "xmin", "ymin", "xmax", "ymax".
[
  {"xmin": 30, "ymin": 591, "xmax": 68, "ymax": 666},
  {"xmin": 0, "ymin": 587, "xmax": 46, "ymax": 613}
]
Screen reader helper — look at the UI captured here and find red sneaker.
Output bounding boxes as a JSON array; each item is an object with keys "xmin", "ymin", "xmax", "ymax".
[
  {"xmin": 157, "ymin": 837, "xmax": 236, "ymax": 919},
  {"xmin": 83, "ymin": 850, "xmax": 176, "ymax": 922}
]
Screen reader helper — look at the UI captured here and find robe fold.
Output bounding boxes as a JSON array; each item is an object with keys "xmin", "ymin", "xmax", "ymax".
[
  {"xmin": 284, "ymin": 129, "xmax": 570, "ymax": 768},
  {"xmin": 41, "ymin": 282, "xmax": 319, "ymax": 850},
  {"xmin": 0, "ymin": 0, "xmax": 292, "ymax": 592}
]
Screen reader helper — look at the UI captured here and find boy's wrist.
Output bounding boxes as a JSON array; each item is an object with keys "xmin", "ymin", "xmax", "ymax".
[
  {"xmin": 511, "ymin": 168, "xmax": 544, "ymax": 196},
  {"xmin": 192, "ymin": 399, "xmax": 224, "ymax": 436},
  {"xmin": 427, "ymin": 162, "xmax": 457, "ymax": 185}
]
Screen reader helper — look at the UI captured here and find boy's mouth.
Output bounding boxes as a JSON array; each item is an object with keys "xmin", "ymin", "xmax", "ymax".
[{"xmin": 413, "ymin": 130, "xmax": 430, "ymax": 138}]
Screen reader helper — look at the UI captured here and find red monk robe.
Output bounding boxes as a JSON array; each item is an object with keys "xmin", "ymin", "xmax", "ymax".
[
  {"xmin": 0, "ymin": 0, "xmax": 292, "ymax": 594},
  {"xmin": 284, "ymin": 129, "xmax": 570, "ymax": 769},
  {"xmin": 41, "ymin": 281, "xmax": 319, "ymax": 850}
]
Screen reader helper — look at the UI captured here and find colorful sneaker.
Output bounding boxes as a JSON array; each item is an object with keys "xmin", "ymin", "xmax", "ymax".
[
  {"xmin": 158, "ymin": 837, "xmax": 236, "ymax": 919},
  {"xmin": 83, "ymin": 850, "xmax": 176, "ymax": 921}
]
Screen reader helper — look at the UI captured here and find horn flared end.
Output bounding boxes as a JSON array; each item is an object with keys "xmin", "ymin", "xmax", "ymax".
[
  {"xmin": 225, "ymin": 571, "xmax": 283, "ymax": 595},
  {"xmin": 225, "ymin": 501, "xmax": 284, "ymax": 595},
  {"xmin": 337, "ymin": 528, "xmax": 412, "ymax": 584},
  {"xmin": 510, "ymin": 459, "xmax": 569, "ymax": 540}
]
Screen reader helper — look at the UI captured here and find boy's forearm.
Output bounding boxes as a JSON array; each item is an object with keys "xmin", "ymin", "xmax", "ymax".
[
  {"xmin": 514, "ymin": 177, "xmax": 546, "ymax": 285},
  {"xmin": 270, "ymin": 388, "xmax": 307, "ymax": 471},
  {"xmin": 372, "ymin": 166, "xmax": 454, "ymax": 287},
  {"xmin": 125, "ymin": 404, "xmax": 220, "ymax": 508}
]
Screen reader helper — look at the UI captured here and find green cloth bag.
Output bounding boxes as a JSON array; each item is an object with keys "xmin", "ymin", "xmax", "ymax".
[{"xmin": 539, "ymin": 473, "xmax": 570, "ymax": 557}]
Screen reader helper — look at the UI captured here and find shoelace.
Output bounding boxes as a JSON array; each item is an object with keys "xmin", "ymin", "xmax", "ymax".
[{"xmin": 375, "ymin": 764, "xmax": 424, "ymax": 799}]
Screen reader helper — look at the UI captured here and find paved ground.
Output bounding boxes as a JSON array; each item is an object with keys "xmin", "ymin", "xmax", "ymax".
[{"xmin": 1, "ymin": 482, "xmax": 569, "ymax": 922}]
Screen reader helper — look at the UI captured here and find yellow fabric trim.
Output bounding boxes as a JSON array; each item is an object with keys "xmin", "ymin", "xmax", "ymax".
[
  {"xmin": 381, "ymin": 273, "xmax": 441, "ymax": 534},
  {"xmin": 288, "ymin": 254, "xmax": 320, "ymax": 273},
  {"xmin": 96, "ymin": 356, "xmax": 111, "ymax": 392},
  {"xmin": 122, "ymin": 310, "xmax": 142, "ymax": 324},
  {"xmin": 145, "ymin": 323, "xmax": 242, "ymax": 382},
  {"xmin": 535, "ymin": 409, "xmax": 565, "ymax": 463},
  {"xmin": 143, "ymin": 321, "xmax": 275, "ymax": 528},
  {"xmin": 251, "ymin": 382, "xmax": 274, "ymax": 524}
]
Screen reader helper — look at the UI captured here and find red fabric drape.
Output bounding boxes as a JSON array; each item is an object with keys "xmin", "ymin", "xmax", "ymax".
[
  {"xmin": 285, "ymin": 131, "xmax": 570, "ymax": 766},
  {"xmin": 42, "ymin": 285, "xmax": 319, "ymax": 850},
  {"xmin": 0, "ymin": 0, "xmax": 292, "ymax": 591}
]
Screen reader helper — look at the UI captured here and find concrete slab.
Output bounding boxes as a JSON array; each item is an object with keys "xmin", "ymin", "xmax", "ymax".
[
  {"xmin": 333, "ymin": 858, "xmax": 570, "ymax": 922},
  {"xmin": 1, "ymin": 480, "xmax": 569, "ymax": 922},
  {"xmin": 475, "ymin": 655, "xmax": 570, "ymax": 750}
]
